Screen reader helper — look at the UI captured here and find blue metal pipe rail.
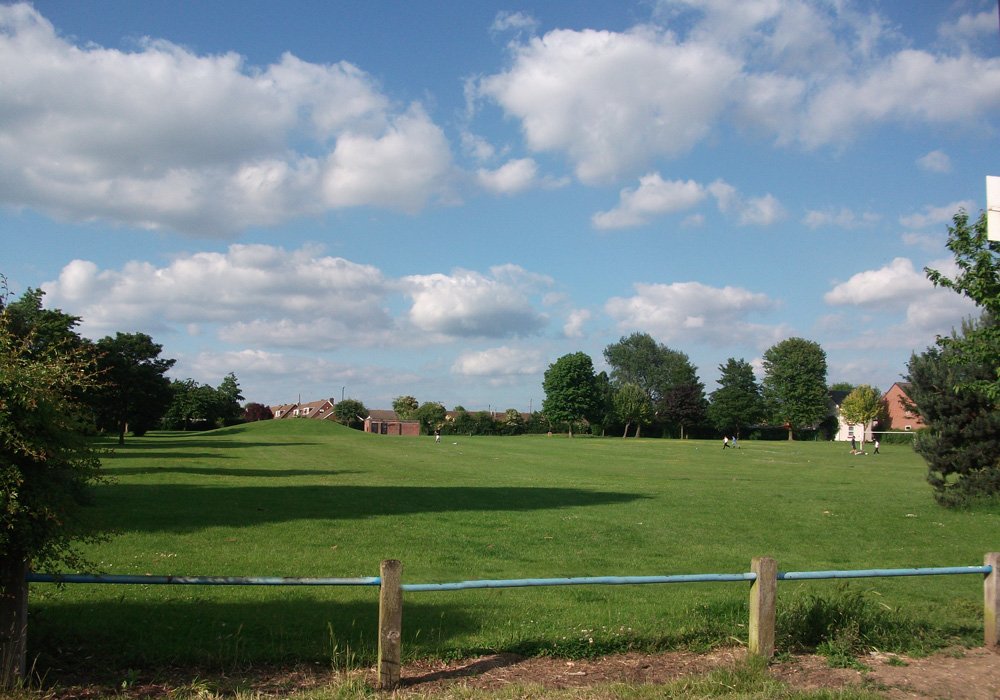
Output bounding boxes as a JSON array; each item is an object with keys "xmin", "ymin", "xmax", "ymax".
[
  {"xmin": 26, "ymin": 573, "xmax": 380, "ymax": 586},
  {"xmin": 27, "ymin": 565, "xmax": 992, "ymax": 589}
]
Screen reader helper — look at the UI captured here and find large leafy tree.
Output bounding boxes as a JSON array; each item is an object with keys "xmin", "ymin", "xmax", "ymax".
[
  {"xmin": 415, "ymin": 401, "xmax": 447, "ymax": 435},
  {"xmin": 333, "ymin": 398, "xmax": 367, "ymax": 429},
  {"xmin": 907, "ymin": 316, "xmax": 1000, "ymax": 506},
  {"xmin": 93, "ymin": 332, "xmax": 175, "ymax": 444},
  {"xmin": 761, "ymin": 337, "xmax": 829, "ymax": 440},
  {"xmin": 707, "ymin": 358, "xmax": 764, "ymax": 439},
  {"xmin": 392, "ymin": 395, "xmax": 419, "ymax": 420},
  {"xmin": 542, "ymin": 352, "xmax": 598, "ymax": 437},
  {"xmin": 656, "ymin": 366, "xmax": 706, "ymax": 439},
  {"xmin": 604, "ymin": 332, "xmax": 705, "ymax": 435},
  {"xmin": 0, "ymin": 287, "xmax": 103, "ymax": 683},
  {"xmin": 924, "ymin": 210, "xmax": 999, "ymax": 400},
  {"xmin": 216, "ymin": 372, "xmax": 244, "ymax": 425},
  {"xmin": 613, "ymin": 382, "xmax": 651, "ymax": 438},
  {"xmin": 839, "ymin": 385, "xmax": 883, "ymax": 449}
]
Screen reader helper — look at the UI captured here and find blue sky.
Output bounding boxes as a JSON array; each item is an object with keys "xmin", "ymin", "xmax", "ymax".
[{"xmin": 2, "ymin": 1, "xmax": 998, "ymax": 412}]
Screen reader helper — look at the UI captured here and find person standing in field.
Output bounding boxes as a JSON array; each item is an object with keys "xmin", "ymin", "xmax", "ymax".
[
  {"xmin": 722, "ymin": 435, "xmax": 729, "ymax": 449},
  {"xmin": 873, "ymin": 439, "xmax": 879, "ymax": 454}
]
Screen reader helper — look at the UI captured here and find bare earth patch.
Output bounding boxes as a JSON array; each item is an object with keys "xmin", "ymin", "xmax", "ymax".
[
  {"xmin": 43, "ymin": 647, "xmax": 1000, "ymax": 698},
  {"xmin": 395, "ymin": 647, "xmax": 1000, "ymax": 698}
]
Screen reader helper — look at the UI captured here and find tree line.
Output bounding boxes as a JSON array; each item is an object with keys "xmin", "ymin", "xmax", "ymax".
[{"xmin": 541, "ymin": 334, "xmax": 837, "ymax": 441}]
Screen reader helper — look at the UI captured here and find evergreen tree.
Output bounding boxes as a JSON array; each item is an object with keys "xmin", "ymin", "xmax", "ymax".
[
  {"xmin": 907, "ymin": 316, "xmax": 1000, "ymax": 506},
  {"xmin": 708, "ymin": 358, "xmax": 764, "ymax": 439}
]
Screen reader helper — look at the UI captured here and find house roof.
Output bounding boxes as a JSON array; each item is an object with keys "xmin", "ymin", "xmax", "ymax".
[{"xmin": 366, "ymin": 410, "xmax": 420, "ymax": 423}]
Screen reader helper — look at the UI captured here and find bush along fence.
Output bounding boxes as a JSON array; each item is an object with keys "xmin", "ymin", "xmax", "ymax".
[{"xmin": 11, "ymin": 553, "xmax": 998, "ymax": 690}]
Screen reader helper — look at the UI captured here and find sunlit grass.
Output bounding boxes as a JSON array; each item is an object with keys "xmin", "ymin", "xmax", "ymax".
[{"xmin": 27, "ymin": 421, "xmax": 999, "ymax": 674}]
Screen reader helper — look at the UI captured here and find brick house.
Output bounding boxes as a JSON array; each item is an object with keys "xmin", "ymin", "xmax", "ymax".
[
  {"xmin": 882, "ymin": 382, "xmax": 926, "ymax": 432},
  {"xmin": 364, "ymin": 410, "xmax": 421, "ymax": 436}
]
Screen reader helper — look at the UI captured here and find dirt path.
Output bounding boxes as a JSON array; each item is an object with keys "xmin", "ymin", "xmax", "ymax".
[
  {"xmin": 43, "ymin": 647, "xmax": 1000, "ymax": 698},
  {"xmin": 394, "ymin": 647, "xmax": 1000, "ymax": 699}
]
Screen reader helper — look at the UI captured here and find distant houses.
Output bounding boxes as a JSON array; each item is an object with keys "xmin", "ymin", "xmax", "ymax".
[
  {"xmin": 267, "ymin": 399, "xmax": 422, "ymax": 436},
  {"xmin": 827, "ymin": 382, "xmax": 925, "ymax": 442}
]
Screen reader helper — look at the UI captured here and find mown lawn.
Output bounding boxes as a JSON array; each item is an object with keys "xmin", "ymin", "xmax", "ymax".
[{"xmin": 27, "ymin": 420, "xmax": 1000, "ymax": 675}]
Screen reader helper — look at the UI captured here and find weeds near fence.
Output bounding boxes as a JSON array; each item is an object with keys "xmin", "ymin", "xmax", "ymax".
[{"xmin": 775, "ymin": 583, "xmax": 970, "ymax": 668}]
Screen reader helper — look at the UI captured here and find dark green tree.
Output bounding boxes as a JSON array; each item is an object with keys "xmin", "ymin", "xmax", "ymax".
[
  {"xmin": 93, "ymin": 332, "xmax": 175, "ymax": 444},
  {"xmin": 924, "ymin": 210, "xmax": 999, "ymax": 400},
  {"xmin": 708, "ymin": 358, "xmax": 764, "ymax": 439},
  {"xmin": 415, "ymin": 401, "xmax": 447, "ymax": 435},
  {"xmin": 216, "ymin": 373, "xmax": 244, "ymax": 425},
  {"xmin": 0, "ymin": 289, "xmax": 103, "ymax": 683},
  {"xmin": 656, "ymin": 361, "xmax": 707, "ymax": 439},
  {"xmin": 907, "ymin": 316, "xmax": 1000, "ymax": 506},
  {"xmin": 761, "ymin": 337, "xmax": 829, "ymax": 440},
  {"xmin": 542, "ymin": 351, "xmax": 598, "ymax": 437},
  {"xmin": 332, "ymin": 399, "xmax": 367, "ymax": 429}
]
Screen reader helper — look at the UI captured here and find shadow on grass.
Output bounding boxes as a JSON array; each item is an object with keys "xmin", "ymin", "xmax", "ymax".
[
  {"xmin": 29, "ymin": 596, "xmax": 474, "ymax": 676},
  {"xmin": 88, "ymin": 484, "xmax": 647, "ymax": 533},
  {"xmin": 105, "ymin": 439, "xmax": 320, "ymax": 453},
  {"xmin": 109, "ymin": 466, "xmax": 361, "ymax": 478}
]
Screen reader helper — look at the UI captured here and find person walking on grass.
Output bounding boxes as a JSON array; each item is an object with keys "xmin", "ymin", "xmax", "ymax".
[
  {"xmin": 873, "ymin": 439, "xmax": 879, "ymax": 454},
  {"xmin": 722, "ymin": 435, "xmax": 730, "ymax": 449}
]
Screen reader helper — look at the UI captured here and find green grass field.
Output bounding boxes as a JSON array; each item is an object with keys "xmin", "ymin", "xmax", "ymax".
[{"xmin": 27, "ymin": 420, "xmax": 1000, "ymax": 676}]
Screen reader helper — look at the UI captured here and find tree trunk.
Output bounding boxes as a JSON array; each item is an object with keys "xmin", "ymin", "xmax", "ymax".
[
  {"xmin": 787, "ymin": 426, "xmax": 794, "ymax": 440},
  {"xmin": 636, "ymin": 424, "xmax": 642, "ymax": 438},
  {"xmin": 622, "ymin": 421, "xmax": 630, "ymax": 438},
  {"xmin": 0, "ymin": 555, "xmax": 28, "ymax": 687}
]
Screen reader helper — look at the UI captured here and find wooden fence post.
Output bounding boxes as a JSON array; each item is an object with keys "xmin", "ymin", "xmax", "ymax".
[
  {"xmin": 749, "ymin": 556, "xmax": 777, "ymax": 659},
  {"xmin": 377, "ymin": 559, "xmax": 403, "ymax": 690},
  {"xmin": 985, "ymin": 552, "xmax": 1000, "ymax": 648}
]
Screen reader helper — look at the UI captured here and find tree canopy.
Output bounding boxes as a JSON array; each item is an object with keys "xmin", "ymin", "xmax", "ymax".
[
  {"xmin": 542, "ymin": 352, "xmax": 598, "ymax": 437},
  {"xmin": 0, "ymin": 286, "xmax": 103, "ymax": 681},
  {"xmin": 761, "ymin": 337, "xmax": 829, "ymax": 440},
  {"xmin": 392, "ymin": 395, "xmax": 419, "ymax": 420},
  {"xmin": 839, "ymin": 385, "xmax": 883, "ymax": 446},
  {"xmin": 707, "ymin": 358, "xmax": 764, "ymax": 438},
  {"xmin": 924, "ymin": 210, "xmax": 999, "ymax": 400},
  {"xmin": 907, "ymin": 316, "xmax": 1000, "ymax": 506},
  {"xmin": 333, "ymin": 398, "xmax": 367, "ymax": 429},
  {"xmin": 93, "ymin": 332, "xmax": 175, "ymax": 444}
]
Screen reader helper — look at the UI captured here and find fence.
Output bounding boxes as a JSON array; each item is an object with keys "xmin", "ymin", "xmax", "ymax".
[{"xmin": 25, "ymin": 552, "xmax": 1000, "ymax": 690}]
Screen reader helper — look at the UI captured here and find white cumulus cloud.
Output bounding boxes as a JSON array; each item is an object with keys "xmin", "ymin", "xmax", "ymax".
[
  {"xmin": 404, "ymin": 265, "xmax": 551, "ymax": 339},
  {"xmin": 605, "ymin": 281, "xmax": 785, "ymax": 347},
  {"xmin": 592, "ymin": 174, "xmax": 706, "ymax": 229},
  {"xmin": 0, "ymin": 4, "xmax": 454, "ymax": 235}
]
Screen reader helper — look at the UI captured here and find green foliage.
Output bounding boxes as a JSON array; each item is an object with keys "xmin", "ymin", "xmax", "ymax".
[
  {"xmin": 708, "ymin": 358, "xmax": 764, "ymax": 438},
  {"xmin": 392, "ymin": 395, "xmax": 418, "ymax": 420},
  {"xmin": 542, "ymin": 352, "xmax": 599, "ymax": 436},
  {"xmin": 839, "ymin": 385, "xmax": 883, "ymax": 444},
  {"xmin": 907, "ymin": 318, "xmax": 1000, "ymax": 506},
  {"xmin": 500, "ymin": 408, "xmax": 525, "ymax": 436},
  {"xmin": 924, "ymin": 210, "xmax": 1000, "ymax": 400},
  {"xmin": 92, "ymin": 332, "xmax": 175, "ymax": 443},
  {"xmin": 0, "ymin": 293, "xmax": 103, "ymax": 568},
  {"xmin": 415, "ymin": 401, "xmax": 447, "ymax": 434},
  {"xmin": 613, "ymin": 382, "xmax": 651, "ymax": 437},
  {"xmin": 762, "ymin": 338, "xmax": 829, "ymax": 439},
  {"xmin": 777, "ymin": 584, "xmax": 936, "ymax": 665},
  {"xmin": 332, "ymin": 399, "xmax": 367, "ymax": 429},
  {"xmin": 604, "ymin": 333, "xmax": 706, "ymax": 437}
]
